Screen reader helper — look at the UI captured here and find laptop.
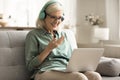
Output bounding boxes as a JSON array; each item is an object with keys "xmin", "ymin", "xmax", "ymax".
[{"xmin": 64, "ymin": 48, "xmax": 104, "ymax": 72}]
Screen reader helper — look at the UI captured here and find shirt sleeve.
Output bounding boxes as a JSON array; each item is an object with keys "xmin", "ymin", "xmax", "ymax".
[{"xmin": 25, "ymin": 31, "xmax": 41, "ymax": 72}]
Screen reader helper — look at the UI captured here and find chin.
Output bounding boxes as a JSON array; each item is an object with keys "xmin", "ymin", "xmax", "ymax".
[{"xmin": 53, "ymin": 27, "xmax": 58, "ymax": 31}]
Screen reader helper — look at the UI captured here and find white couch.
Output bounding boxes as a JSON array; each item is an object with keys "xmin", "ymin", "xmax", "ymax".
[
  {"xmin": 78, "ymin": 43, "xmax": 120, "ymax": 80},
  {"xmin": 0, "ymin": 31, "xmax": 31, "ymax": 80},
  {"xmin": 0, "ymin": 30, "xmax": 120, "ymax": 80}
]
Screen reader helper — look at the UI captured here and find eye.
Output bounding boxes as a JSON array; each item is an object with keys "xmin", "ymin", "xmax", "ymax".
[
  {"xmin": 58, "ymin": 17, "xmax": 62, "ymax": 19},
  {"xmin": 46, "ymin": 13, "xmax": 64, "ymax": 21},
  {"xmin": 50, "ymin": 16, "xmax": 56, "ymax": 19}
]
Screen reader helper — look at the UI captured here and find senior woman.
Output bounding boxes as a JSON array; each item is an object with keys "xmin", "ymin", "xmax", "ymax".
[{"xmin": 25, "ymin": 0, "xmax": 102, "ymax": 80}]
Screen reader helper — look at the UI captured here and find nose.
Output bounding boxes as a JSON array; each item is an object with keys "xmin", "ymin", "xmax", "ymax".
[{"xmin": 53, "ymin": 18, "xmax": 61, "ymax": 23}]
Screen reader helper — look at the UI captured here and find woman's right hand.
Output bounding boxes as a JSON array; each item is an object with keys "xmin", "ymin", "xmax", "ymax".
[
  {"xmin": 46, "ymin": 35, "xmax": 64, "ymax": 51},
  {"xmin": 38, "ymin": 36, "xmax": 64, "ymax": 63}
]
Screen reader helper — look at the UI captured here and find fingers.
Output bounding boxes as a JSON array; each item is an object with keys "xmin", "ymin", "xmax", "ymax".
[
  {"xmin": 51, "ymin": 35, "xmax": 64, "ymax": 47},
  {"xmin": 47, "ymin": 35, "xmax": 64, "ymax": 51},
  {"xmin": 56, "ymin": 35, "xmax": 64, "ymax": 44}
]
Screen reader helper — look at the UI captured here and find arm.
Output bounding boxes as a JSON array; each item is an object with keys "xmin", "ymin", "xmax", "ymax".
[
  {"xmin": 25, "ymin": 32, "xmax": 40, "ymax": 71},
  {"xmin": 25, "ymin": 31, "xmax": 64, "ymax": 71},
  {"xmin": 37, "ymin": 35, "xmax": 64, "ymax": 63}
]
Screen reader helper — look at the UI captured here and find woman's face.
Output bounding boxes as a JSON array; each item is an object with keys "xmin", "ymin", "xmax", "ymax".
[{"xmin": 44, "ymin": 11, "xmax": 64, "ymax": 32}]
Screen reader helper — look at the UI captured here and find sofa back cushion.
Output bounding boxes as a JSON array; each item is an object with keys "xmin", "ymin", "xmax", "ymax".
[{"xmin": 0, "ymin": 31, "xmax": 31, "ymax": 80}]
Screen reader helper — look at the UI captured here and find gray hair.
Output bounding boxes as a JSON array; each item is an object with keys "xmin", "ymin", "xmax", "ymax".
[{"xmin": 36, "ymin": 2, "xmax": 64, "ymax": 29}]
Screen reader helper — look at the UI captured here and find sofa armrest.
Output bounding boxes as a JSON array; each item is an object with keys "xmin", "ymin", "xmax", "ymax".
[
  {"xmin": 103, "ymin": 45, "xmax": 120, "ymax": 58},
  {"xmin": 77, "ymin": 43, "xmax": 120, "ymax": 59}
]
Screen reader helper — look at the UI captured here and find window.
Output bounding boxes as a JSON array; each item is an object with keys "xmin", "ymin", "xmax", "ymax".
[
  {"xmin": 0, "ymin": 0, "xmax": 76, "ymax": 27},
  {"xmin": 106, "ymin": 0, "xmax": 119, "ymax": 40}
]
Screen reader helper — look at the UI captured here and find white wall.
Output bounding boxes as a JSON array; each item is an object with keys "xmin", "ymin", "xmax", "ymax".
[
  {"xmin": 0, "ymin": 0, "xmax": 3, "ymax": 13},
  {"xmin": 75, "ymin": 0, "xmax": 106, "ymax": 44}
]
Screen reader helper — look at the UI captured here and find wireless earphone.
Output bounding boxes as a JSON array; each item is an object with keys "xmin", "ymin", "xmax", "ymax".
[{"xmin": 39, "ymin": 0, "xmax": 63, "ymax": 20}]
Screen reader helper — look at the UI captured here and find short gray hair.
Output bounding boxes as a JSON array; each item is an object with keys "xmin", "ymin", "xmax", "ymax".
[{"xmin": 36, "ymin": 2, "xmax": 64, "ymax": 29}]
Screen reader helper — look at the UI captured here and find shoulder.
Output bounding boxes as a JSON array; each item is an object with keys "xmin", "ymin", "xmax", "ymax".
[
  {"xmin": 61, "ymin": 29, "xmax": 78, "ymax": 49},
  {"xmin": 27, "ymin": 29, "xmax": 42, "ymax": 36},
  {"xmin": 61, "ymin": 29, "xmax": 75, "ymax": 37},
  {"xmin": 61, "ymin": 29, "xmax": 73, "ymax": 33},
  {"xmin": 26, "ymin": 29, "xmax": 40, "ymax": 40},
  {"xmin": 60, "ymin": 29, "xmax": 75, "ymax": 42}
]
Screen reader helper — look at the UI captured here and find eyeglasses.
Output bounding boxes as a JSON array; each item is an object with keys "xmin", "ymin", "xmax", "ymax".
[{"xmin": 46, "ymin": 13, "xmax": 64, "ymax": 21}]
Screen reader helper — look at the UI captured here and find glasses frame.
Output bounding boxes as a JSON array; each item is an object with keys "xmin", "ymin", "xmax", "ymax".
[{"xmin": 46, "ymin": 13, "xmax": 64, "ymax": 21}]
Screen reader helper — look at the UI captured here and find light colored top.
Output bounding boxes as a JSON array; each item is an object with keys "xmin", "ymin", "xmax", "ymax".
[{"xmin": 25, "ymin": 28, "xmax": 77, "ymax": 75}]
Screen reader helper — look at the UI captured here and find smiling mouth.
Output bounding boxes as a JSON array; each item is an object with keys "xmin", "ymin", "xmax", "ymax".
[{"xmin": 51, "ymin": 23, "xmax": 58, "ymax": 28}]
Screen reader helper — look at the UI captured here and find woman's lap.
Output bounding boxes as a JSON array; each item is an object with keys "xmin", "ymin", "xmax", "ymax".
[{"xmin": 35, "ymin": 70, "xmax": 102, "ymax": 80}]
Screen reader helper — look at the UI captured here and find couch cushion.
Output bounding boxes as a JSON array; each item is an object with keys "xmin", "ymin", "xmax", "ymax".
[
  {"xmin": 102, "ymin": 76, "xmax": 120, "ymax": 80},
  {"xmin": 96, "ymin": 57, "xmax": 120, "ymax": 77},
  {"xmin": 0, "ymin": 66, "xmax": 30, "ymax": 80},
  {"xmin": 0, "ymin": 32, "xmax": 10, "ymax": 48},
  {"xmin": 103, "ymin": 45, "xmax": 120, "ymax": 58},
  {"xmin": 0, "ymin": 31, "xmax": 31, "ymax": 80}
]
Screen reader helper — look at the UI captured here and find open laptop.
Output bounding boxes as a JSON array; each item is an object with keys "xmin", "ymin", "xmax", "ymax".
[{"xmin": 64, "ymin": 48, "xmax": 104, "ymax": 72}]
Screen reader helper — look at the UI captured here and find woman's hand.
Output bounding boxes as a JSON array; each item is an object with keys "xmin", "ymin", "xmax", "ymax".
[
  {"xmin": 38, "ymin": 35, "xmax": 64, "ymax": 63},
  {"xmin": 46, "ymin": 35, "xmax": 64, "ymax": 51}
]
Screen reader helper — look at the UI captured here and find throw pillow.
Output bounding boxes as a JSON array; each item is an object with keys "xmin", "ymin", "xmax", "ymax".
[{"xmin": 96, "ymin": 57, "xmax": 120, "ymax": 77}]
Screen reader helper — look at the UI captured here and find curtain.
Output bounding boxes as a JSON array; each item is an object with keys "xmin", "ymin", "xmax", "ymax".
[{"xmin": 106, "ymin": 0, "xmax": 119, "ymax": 40}]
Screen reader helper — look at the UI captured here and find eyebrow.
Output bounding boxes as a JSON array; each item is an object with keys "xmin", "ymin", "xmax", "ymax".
[
  {"xmin": 46, "ymin": 13, "xmax": 64, "ymax": 21},
  {"xmin": 46, "ymin": 13, "xmax": 62, "ymax": 18}
]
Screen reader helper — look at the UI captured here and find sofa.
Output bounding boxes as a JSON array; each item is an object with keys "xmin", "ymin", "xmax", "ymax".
[
  {"xmin": 0, "ymin": 31, "xmax": 31, "ymax": 80},
  {"xmin": 0, "ymin": 30, "xmax": 120, "ymax": 80},
  {"xmin": 78, "ymin": 43, "xmax": 120, "ymax": 80}
]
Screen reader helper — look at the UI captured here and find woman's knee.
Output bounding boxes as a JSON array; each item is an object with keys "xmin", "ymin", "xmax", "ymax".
[
  {"xmin": 72, "ymin": 72, "xmax": 88, "ymax": 80},
  {"xmin": 84, "ymin": 71, "xmax": 102, "ymax": 80}
]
